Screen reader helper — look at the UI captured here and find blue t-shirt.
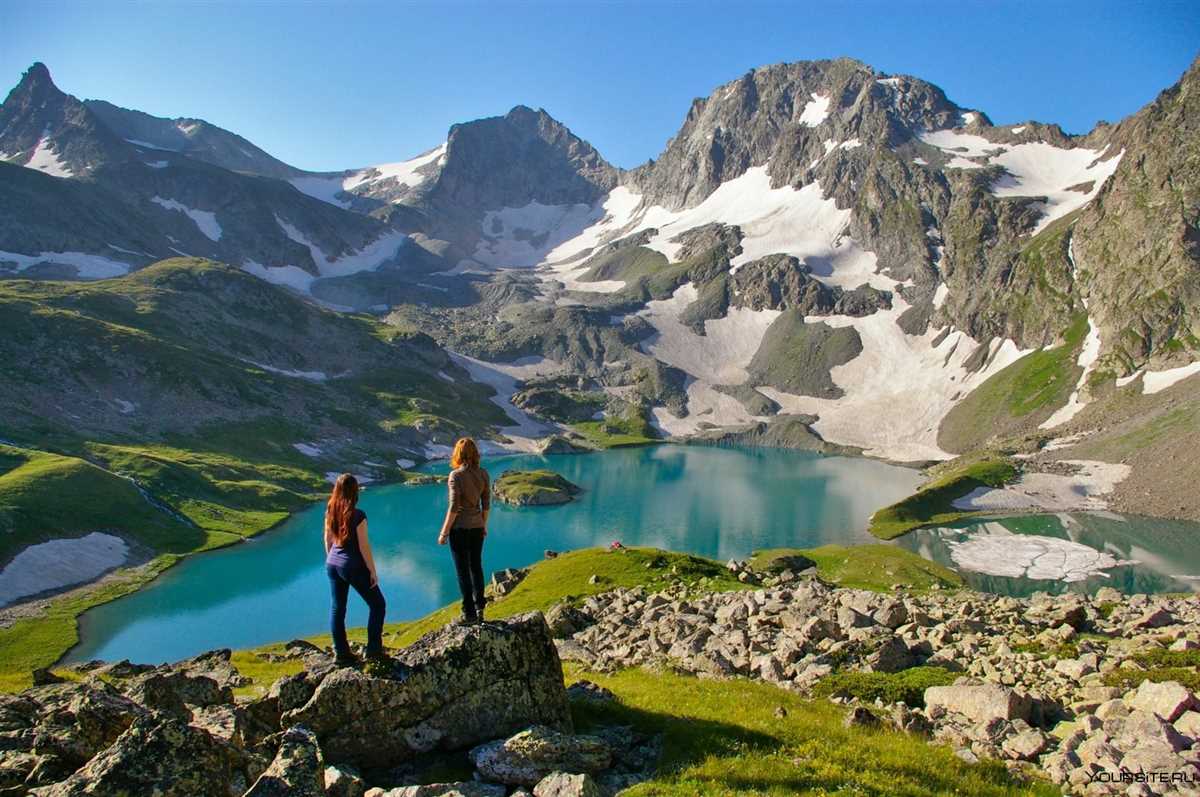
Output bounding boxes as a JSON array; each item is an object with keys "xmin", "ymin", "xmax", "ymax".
[{"xmin": 326, "ymin": 508, "xmax": 367, "ymax": 568}]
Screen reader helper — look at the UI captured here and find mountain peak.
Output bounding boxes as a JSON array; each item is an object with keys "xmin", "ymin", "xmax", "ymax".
[{"xmin": 11, "ymin": 61, "xmax": 63, "ymax": 102}]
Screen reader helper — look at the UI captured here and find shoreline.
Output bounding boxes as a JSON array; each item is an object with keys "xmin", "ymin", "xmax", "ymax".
[{"xmin": 3, "ymin": 439, "xmax": 1188, "ymax": 683}]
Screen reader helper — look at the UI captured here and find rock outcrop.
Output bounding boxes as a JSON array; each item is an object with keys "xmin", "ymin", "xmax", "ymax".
[{"xmin": 284, "ymin": 612, "xmax": 572, "ymax": 768}]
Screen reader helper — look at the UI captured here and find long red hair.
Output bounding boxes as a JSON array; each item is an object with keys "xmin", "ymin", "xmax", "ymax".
[
  {"xmin": 450, "ymin": 437, "xmax": 481, "ymax": 469},
  {"xmin": 325, "ymin": 473, "xmax": 359, "ymax": 545}
]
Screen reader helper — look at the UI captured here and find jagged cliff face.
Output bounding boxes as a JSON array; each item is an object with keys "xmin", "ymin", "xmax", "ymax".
[
  {"xmin": 1, "ymin": 55, "xmax": 1197, "ymax": 467},
  {"xmin": 1073, "ymin": 56, "xmax": 1200, "ymax": 372}
]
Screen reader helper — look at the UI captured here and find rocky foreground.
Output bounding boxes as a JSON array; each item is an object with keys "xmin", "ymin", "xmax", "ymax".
[
  {"xmin": 547, "ymin": 561, "xmax": 1200, "ymax": 796},
  {"xmin": 0, "ymin": 613, "xmax": 656, "ymax": 797},
  {"xmin": 3, "ymin": 564, "xmax": 1199, "ymax": 797}
]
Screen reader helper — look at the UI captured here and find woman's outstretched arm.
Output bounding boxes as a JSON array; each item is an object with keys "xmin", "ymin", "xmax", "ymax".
[{"xmin": 356, "ymin": 519, "xmax": 379, "ymax": 587}]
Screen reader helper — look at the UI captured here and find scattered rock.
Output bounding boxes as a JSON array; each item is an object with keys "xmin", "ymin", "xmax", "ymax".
[
  {"xmin": 924, "ymin": 685, "xmax": 1033, "ymax": 723},
  {"xmin": 532, "ymin": 771, "xmax": 603, "ymax": 797},
  {"xmin": 470, "ymin": 725, "xmax": 612, "ymax": 787},
  {"xmin": 1127, "ymin": 679, "xmax": 1198, "ymax": 722},
  {"xmin": 324, "ymin": 763, "xmax": 366, "ymax": 797},
  {"xmin": 844, "ymin": 707, "xmax": 879, "ymax": 729}
]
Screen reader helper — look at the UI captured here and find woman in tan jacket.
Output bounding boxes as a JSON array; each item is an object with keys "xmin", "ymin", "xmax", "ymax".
[{"xmin": 437, "ymin": 437, "xmax": 491, "ymax": 624}]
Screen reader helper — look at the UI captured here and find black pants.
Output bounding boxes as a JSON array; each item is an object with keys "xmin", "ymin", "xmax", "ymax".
[
  {"xmin": 449, "ymin": 527, "xmax": 486, "ymax": 618},
  {"xmin": 327, "ymin": 561, "xmax": 386, "ymax": 657}
]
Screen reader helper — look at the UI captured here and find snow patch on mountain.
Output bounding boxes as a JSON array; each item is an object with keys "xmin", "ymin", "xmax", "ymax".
[
  {"xmin": 274, "ymin": 216, "xmax": 408, "ymax": 280},
  {"xmin": 638, "ymin": 283, "xmax": 781, "ymax": 384},
  {"xmin": 991, "ymin": 144, "xmax": 1123, "ymax": 234},
  {"xmin": 151, "ymin": 196, "xmax": 223, "ymax": 241},
  {"xmin": 290, "ymin": 143, "xmax": 447, "ymax": 207},
  {"xmin": 760, "ymin": 297, "xmax": 1032, "ymax": 461},
  {"xmin": 473, "ymin": 201, "xmax": 605, "ymax": 268},
  {"xmin": 1137, "ymin": 361, "xmax": 1200, "ymax": 394},
  {"xmin": 544, "ymin": 187, "xmax": 644, "ymax": 265},
  {"xmin": 241, "ymin": 260, "xmax": 315, "ymax": 292},
  {"xmin": 245, "ymin": 360, "xmax": 329, "ymax": 381},
  {"xmin": 0, "ymin": 249, "xmax": 131, "ymax": 279},
  {"xmin": 447, "ymin": 353, "xmax": 560, "ymax": 446},
  {"xmin": 919, "ymin": 129, "xmax": 1123, "ymax": 234},
  {"xmin": 343, "ymin": 143, "xmax": 446, "ymax": 192},
  {"xmin": 24, "ymin": 130, "xmax": 73, "ymax": 178},
  {"xmin": 798, "ymin": 93, "xmax": 831, "ymax": 127}
]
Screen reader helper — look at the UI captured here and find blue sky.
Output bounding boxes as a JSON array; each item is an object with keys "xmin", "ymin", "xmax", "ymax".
[{"xmin": 3, "ymin": 1, "xmax": 1197, "ymax": 171}]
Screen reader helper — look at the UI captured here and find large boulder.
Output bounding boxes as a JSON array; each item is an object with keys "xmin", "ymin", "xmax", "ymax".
[
  {"xmin": 244, "ymin": 726, "xmax": 325, "ymax": 797},
  {"xmin": 924, "ymin": 684, "xmax": 1033, "ymax": 723},
  {"xmin": 28, "ymin": 715, "xmax": 251, "ymax": 797},
  {"xmin": 367, "ymin": 784, "xmax": 505, "ymax": 797},
  {"xmin": 1127, "ymin": 679, "xmax": 1198, "ymax": 723},
  {"xmin": 470, "ymin": 725, "xmax": 612, "ymax": 786},
  {"xmin": 284, "ymin": 613, "xmax": 571, "ymax": 769},
  {"xmin": 19, "ymin": 682, "xmax": 149, "ymax": 784}
]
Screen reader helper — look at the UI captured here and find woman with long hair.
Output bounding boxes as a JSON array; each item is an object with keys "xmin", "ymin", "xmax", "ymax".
[
  {"xmin": 324, "ymin": 473, "xmax": 387, "ymax": 664},
  {"xmin": 437, "ymin": 437, "xmax": 490, "ymax": 624}
]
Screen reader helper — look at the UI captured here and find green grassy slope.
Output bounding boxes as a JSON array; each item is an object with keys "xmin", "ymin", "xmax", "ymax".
[
  {"xmin": 938, "ymin": 313, "xmax": 1088, "ymax": 454},
  {"xmin": 0, "ymin": 258, "xmax": 515, "ymax": 688},
  {"xmin": 869, "ymin": 457, "xmax": 1019, "ymax": 540}
]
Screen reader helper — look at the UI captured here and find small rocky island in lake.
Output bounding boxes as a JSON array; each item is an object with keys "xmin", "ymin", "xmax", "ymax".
[{"xmin": 493, "ymin": 469, "xmax": 583, "ymax": 506}]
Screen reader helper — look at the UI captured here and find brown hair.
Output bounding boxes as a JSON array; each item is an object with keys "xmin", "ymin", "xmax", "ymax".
[
  {"xmin": 324, "ymin": 473, "xmax": 359, "ymax": 545},
  {"xmin": 450, "ymin": 437, "xmax": 481, "ymax": 469}
]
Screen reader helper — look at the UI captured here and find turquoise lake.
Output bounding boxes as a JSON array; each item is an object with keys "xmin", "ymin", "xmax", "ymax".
[
  {"xmin": 67, "ymin": 445, "xmax": 1200, "ymax": 664},
  {"xmin": 69, "ymin": 445, "xmax": 923, "ymax": 663}
]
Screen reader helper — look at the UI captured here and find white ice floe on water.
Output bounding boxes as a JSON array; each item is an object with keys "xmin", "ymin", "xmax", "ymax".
[
  {"xmin": 23, "ymin": 129, "xmax": 74, "ymax": 178},
  {"xmin": 0, "ymin": 533, "xmax": 129, "ymax": 607},
  {"xmin": 798, "ymin": 93, "xmax": 831, "ymax": 127},
  {"xmin": 245, "ymin": 360, "xmax": 328, "ymax": 382},
  {"xmin": 760, "ymin": 298, "xmax": 1031, "ymax": 462},
  {"xmin": 0, "ymin": 249, "xmax": 131, "ymax": 279},
  {"xmin": 943, "ymin": 523, "xmax": 1134, "ymax": 582},
  {"xmin": 151, "ymin": 196, "xmax": 223, "ymax": 241},
  {"xmin": 447, "ymin": 353, "xmax": 560, "ymax": 448},
  {"xmin": 293, "ymin": 442, "xmax": 322, "ymax": 457},
  {"xmin": 951, "ymin": 459, "xmax": 1130, "ymax": 512}
]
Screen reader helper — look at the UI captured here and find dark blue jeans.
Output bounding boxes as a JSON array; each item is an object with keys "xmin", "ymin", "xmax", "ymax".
[
  {"xmin": 449, "ymin": 527, "xmax": 486, "ymax": 618},
  {"xmin": 327, "ymin": 560, "xmax": 386, "ymax": 657}
]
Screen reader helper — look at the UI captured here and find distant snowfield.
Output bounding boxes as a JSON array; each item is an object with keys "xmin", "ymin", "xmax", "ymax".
[
  {"xmin": 290, "ymin": 143, "xmax": 446, "ymax": 208},
  {"xmin": 151, "ymin": 196, "xmax": 222, "ymax": 241},
  {"xmin": 639, "ymin": 283, "xmax": 780, "ymax": 384},
  {"xmin": 761, "ymin": 299, "xmax": 1031, "ymax": 462},
  {"xmin": 474, "ymin": 201, "xmax": 605, "ymax": 268},
  {"xmin": 243, "ymin": 219, "xmax": 410, "ymax": 292},
  {"xmin": 0, "ymin": 532, "xmax": 129, "ymax": 607},
  {"xmin": 24, "ymin": 129, "xmax": 74, "ymax": 178},
  {"xmin": 0, "ymin": 249, "xmax": 132, "ymax": 279},
  {"xmin": 447, "ymin": 353, "xmax": 560, "ymax": 450},
  {"xmin": 1117, "ymin": 361, "xmax": 1200, "ymax": 395},
  {"xmin": 245, "ymin": 359, "xmax": 328, "ymax": 382},
  {"xmin": 919, "ymin": 127, "xmax": 1123, "ymax": 234},
  {"xmin": 798, "ymin": 93, "xmax": 831, "ymax": 127}
]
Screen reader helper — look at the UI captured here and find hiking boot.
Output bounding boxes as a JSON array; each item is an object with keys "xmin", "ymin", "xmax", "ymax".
[{"xmin": 333, "ymin": 653, "xmax": 360, "ymax": 668}]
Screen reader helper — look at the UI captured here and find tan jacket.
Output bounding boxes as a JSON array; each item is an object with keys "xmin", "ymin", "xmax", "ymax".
[{"xmin": 448, "ymin": 465, "xmax": 490, "ymax": 529}]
